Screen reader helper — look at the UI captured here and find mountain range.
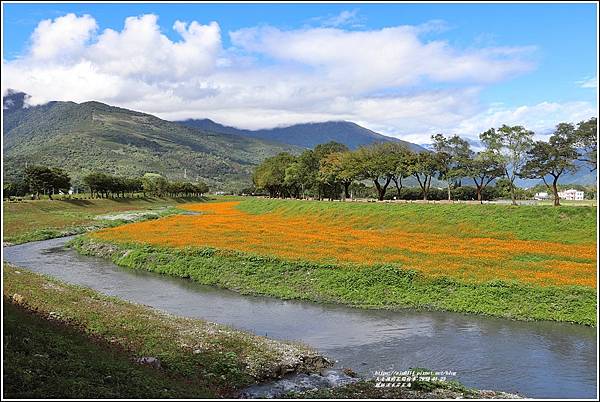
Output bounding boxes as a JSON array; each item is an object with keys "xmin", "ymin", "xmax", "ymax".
[
  {"xmin": 3, "ymin": 98, "xmax": 301, "ymax": 190},
  {"xmin": 3, "ymin": 94, "xmax": 424, "ymax": 190},
  {"xmin": 3, "ymin": 92, "xmax": 594, "ymax": 190},
  {"xmin": 177, "ymin": 118, "xmax": 425, "ymax": 151}
]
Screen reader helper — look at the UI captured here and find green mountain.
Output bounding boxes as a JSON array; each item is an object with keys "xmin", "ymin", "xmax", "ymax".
[
  {"xmin": 178, "ymin": 119, "xmax": 426, "ymax": 151},
  {"xmin": 3, "ymin": 99, "xmax": 301, "ymax": 190}
]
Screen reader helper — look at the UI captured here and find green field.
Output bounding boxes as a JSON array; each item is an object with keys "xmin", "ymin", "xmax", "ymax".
[
  {"xmin": 236, "ymin": 198, "xmax": 597, "ymax": 244},
  {"xmin": 2, "ymin": 196, "xmax": 205, "ymax": 244}
]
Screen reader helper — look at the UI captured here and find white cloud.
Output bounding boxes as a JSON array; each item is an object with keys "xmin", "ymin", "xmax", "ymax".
[
  {"xmin": 88, "ymin": 15, "xmax": 221, "ymax": 81},
  {"xmin": 317, "ymin": 9, "xmax": 361, "ymax": 28},
  {"xmin": 2, "ymin": 12, "xmax": 595, "ymax": 146},
  {"xmin": 452, "ymin": 101, "xmax": 598, "ymax": 142},
  {"xmin": 230, "ymin": 25, "xmax": 535, "ymax": 92},
  {"xmin": 29, "ymin": 13, "xmax": 97, "ymax": 60},
  {"xmin": 577, "ymin": 75, "xmax": 597, "ymax": 88}
]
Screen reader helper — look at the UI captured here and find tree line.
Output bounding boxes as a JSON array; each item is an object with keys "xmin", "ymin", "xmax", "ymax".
[
  {"xmin": 3, "ymin": 168, "xmax": 209, "ymax": 199},
  {"xmin": 252, "ymin": 117, "xmax": 596, "ymax": 206}
]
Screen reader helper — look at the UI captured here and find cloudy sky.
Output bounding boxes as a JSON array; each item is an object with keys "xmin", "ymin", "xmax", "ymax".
[{"xmin": 2, "ymin": 3, "xmax": 597, "ymax": 144}]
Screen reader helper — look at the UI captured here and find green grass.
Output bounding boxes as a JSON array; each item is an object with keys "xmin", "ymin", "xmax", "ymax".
[
  {"xmin": 2, "ymin": 196, "xmax": 208, "ymax": 244},
  {"xmin": 3, "ymin": 265, "xmax": 330, "ymax": 397},
  {"xmin": 72, "ymin": 237, "xmax": 597, "ymax": 326},
  {"xmin": 235, "ymin": 198, "xmax": 596, "ymax": 244},
  {"xmin": 3, "ymin": 300, "xmax": 214, "ymax": 399}
]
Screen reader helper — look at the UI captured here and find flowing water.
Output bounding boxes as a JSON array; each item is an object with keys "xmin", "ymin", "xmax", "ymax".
[{"xmin": 3, "ymin": 236, "xmax": 597, "ymax": 398}]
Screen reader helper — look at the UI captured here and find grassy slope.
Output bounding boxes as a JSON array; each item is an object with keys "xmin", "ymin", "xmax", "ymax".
[
  {"xmin": 3, "ymin": 301, "xmax": 213, "ymax": 399},
  {"xmin": 236, "ymin": 198, "xmax": 596, "ymax": 244},
  {"xmin": 2, "ymin": 197, "xmax": 206, "ymax": 244},
  {"xmin": 3, "ymin": 265, "xmax": 329, "ymax": 398},
  {"xmin": 73, "ymin": 237, "xmax": 596, "ymax": 325}
]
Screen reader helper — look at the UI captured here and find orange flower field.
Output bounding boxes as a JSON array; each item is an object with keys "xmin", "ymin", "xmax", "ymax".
[{"xmin": 92, "ymin": 201, "xmax": 597, "ymax": 288}]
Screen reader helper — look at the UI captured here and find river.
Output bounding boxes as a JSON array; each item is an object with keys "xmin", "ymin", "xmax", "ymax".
[{"xmin": 3, "ymin": 236, "xmax": 597, "ymax": 398}]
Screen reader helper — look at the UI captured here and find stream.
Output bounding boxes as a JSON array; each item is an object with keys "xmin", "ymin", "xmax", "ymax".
[{"xmin": 3, "ymin": 236, "xmax": 597, "ymax": 398}]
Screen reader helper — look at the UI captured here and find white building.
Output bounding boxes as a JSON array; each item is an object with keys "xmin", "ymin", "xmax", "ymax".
[
  {"xmin": 558, "ymin": 188, "xmax": 585, "ymax": 201},
  {"xmin": 534, "ymin": 192, "xmax": 549, "ymax": 200}
]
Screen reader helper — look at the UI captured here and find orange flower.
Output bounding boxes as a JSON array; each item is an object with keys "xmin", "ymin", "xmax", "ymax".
[{"xmin": 92, "ymin": 201, "xmax": 597, "ymax": 288}]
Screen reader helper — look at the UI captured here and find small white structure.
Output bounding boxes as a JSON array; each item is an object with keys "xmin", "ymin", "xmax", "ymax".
[
  {"xmin": 534, "ymin": 192, "xmax": 549, "ymax": 200},
  {"xmin": 558, "ymin": 188, "xmax": 584, "ymax": 201}
]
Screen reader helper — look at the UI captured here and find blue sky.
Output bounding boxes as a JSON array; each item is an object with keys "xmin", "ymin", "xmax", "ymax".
[{"xmin": 2, "ymin": 2, "xmax": 598, "ymax": 142}]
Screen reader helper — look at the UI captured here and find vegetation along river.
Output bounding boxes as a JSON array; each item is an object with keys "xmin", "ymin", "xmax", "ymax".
[{"xmin": 3, "ymin": 236, "xmax": 597, "ymax": 399}]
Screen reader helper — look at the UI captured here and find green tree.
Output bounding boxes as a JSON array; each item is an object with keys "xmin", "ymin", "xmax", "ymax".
[
  {"xmin": 574, "ymin": 117, "xmax": 597, "ymax": 171},
  {"xmin": 313, "ymin": 142, "xmax": 350, "ymax": 200},
  {"xmin": 349, "ymin": 143, "xmax": 398, "ymax": 201},
  {"xmin": 318, "ymin": 151, "xmax": 356, "ymax": 200},
  {"xmin": 142, "ymin": 173, "xmax": 169, "ymax": 197},
  {"xmin": 252, "ymin": 153, "xmax": 296, "ymax": 198},
  {"xmin": 407, "ymin": 151, "xmax": 440, "ymax": 201},
  {"xmin": 431, "ymin": 134, "xmax": 471, "ymax": 201},
  {"xmin": 521, "ymin": 123, "xmax": 579, "ymax": 206},
  {"xmin": 24, "ymin": 166, "xmax": 71, "ymax": 199},
  {"xmin": 480, "ymin": 125, "xmax": 534, "ymax": 205},
  {"xmin": 294, "ymin": 150, "xmax": 320, "ymax": 198},
  {"xmin": 464, "ymin": 150, "xmax": 504, "ymax": 203}
]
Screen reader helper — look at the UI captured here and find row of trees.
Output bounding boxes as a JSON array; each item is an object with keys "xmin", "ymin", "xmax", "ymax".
[
  {"xmin": 83, "ymin": 172, "xmax": 209, "ymax": 198},
  {"xmin": 3, "ymin": 167, "xmax": 209, "ymax": 199},
  {"xmin": 9, "ymin": 165, "xmax": 72, "ymax": 199},
  {"xmin": 252, "ymin": 117, "xmax": 596, "ymax": 206}
]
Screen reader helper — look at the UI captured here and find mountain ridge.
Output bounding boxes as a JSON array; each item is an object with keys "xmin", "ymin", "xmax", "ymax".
[
  {"xmin": 177, "ymin": 118, "xmax": 426, "ymax": 151},
  {"xmin": 3, "ymin": 98, "xmax": 302, "ymax": 190}
]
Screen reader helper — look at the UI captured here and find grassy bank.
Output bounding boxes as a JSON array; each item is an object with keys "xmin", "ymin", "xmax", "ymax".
[
  {"xmin": 235, "ymin": 198, "xmax": 596, "ymax": 244},
  {"xmin": 72, "ymin": 237, "xmax": 597, "ymax": 326},
  {"xmin": 2, "ymin": 196, "xmax": 207, "ymax": 244},
  {"xmin": 2, "ymin": 265, "xmax": 331, "ymax": 398},
  {"xmin": 92, "ymin": 200, "xmax": 596, "ymax": 288},
  {"xmin": 3, "ymin": 300, "xmax": 213, "ymax": 398}
]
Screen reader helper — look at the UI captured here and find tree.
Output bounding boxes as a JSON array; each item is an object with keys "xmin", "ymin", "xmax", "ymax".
[
  {"xmin": 313, "ymin": 142, "xmax": 350, "ymax": 200},
  {"xmin": 381, "ymin": 143, "xmax": 412, "ymax": 198},
  {"xmin": 408, "ymin": 151, "xmax": 439, "ymax": 201},
  {"xmin": 349, "ymin": 143, "xmax": 398, "ymax": 201},
  {"xmin": 480, "ymin": 125, "xmax": 534, "ymax": 205},
  {"xmin": 50, "ymin": 168, "xmax": 71, "ymax": 197},
  {"xmin": 24, "ymin": 165, "xmax": 71, "ymax": 199},
  {"xmin": 521, "ymin": 123, "xmax": 579, "ymax": 206},
  {"xmin": 142, "ymin": 173, "xmax": 169, "ymax": 197},
  {"xmin": 431, "ymin": 134, "xmax": 471, "ymax": 201},
  {"xmin": 3, "ymin": 180, "xmax": 29, "ymax": 198},
  {"xmin": 574, "ymin": 117, "xmax": 597, "ymax": 171},
  {"xmin": 252, "ymin": 153, "xmax": 296, "ymax": 198},
  {"xmin": 464, "ymin": 150, "xmax": 504, "ymax": 203},
  {"xmin": 283, "ymin": 162, "xmax": 304, "ymax": 199},
  {"xmin": 294, "ymin": 150, "xmax": 320, "ymax": 199},
  {"xmin": 318, "ymin": 151, "xmax": 356, "ymax": 200}
]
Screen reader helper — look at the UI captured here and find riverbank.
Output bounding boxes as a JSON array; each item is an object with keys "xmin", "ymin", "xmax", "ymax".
[
  {"xmin": 72, "ymin": 236, "xmax": 596, "ymax": 326},
  {"xmin": 3, "ymin": 196, "xmax": 207, "ymax": 245},
  {"xmin": 2, "ymin": 265, "xmax": 331, "ymax": 398}
]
